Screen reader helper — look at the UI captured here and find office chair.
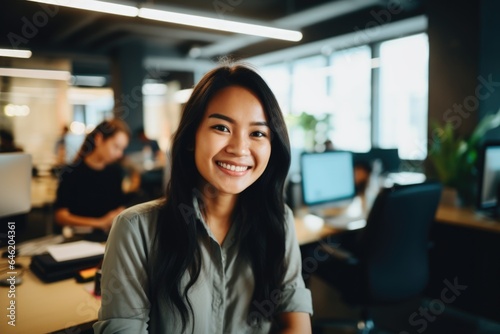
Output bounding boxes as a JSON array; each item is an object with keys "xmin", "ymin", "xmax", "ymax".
[{"xmin": 312, "ymin": 181, "xmax": 443, "ymax": 334}]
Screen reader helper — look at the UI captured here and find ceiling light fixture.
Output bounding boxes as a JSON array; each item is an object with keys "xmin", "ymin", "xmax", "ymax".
[
  {"xmin": 4, "ymin": 104, "xmax": 31, "ymax": 117},
  {"xmin": 0, "ymin": 68, "xmax": 71, "ymax": 81},
  {"xmin": 27, "ymin": 0, "xmax": 139, "ymax": 17},
  {"xmin": 138, "ymin": 7, "xmax": 302, "ymax": 42},
  {"xmin": 26, "ymin": 1, "xmax": 302, "ymax": 41},
  {"xmin": 0, "ymin": 49, "xmax": 32, "ymax": 59}
]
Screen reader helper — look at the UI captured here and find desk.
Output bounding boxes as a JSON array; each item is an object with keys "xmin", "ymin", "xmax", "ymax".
[
  {"xmin": 429, "ymin": 206, "xmax": 500, "ymax": 322},
  {"xmin": 435, "ymin": 205, "xmax": 500, "ymax": 233},
  {"xmin": 294, "ymin": 196, "xmax": 366, "ymax": 245},
  {"xmin": 0, "ymin": 256, "xmax": 100, "ymax": 334},
  {"xmin": 295, "ymin": 215, "xmax": 339, "ymax": 246},
  {"xmin": 295, "ymin": 201, "xmax": 500, "ymax": 246}
]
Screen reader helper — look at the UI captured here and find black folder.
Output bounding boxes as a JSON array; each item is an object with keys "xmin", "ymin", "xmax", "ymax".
[{"xmin": 30, "ymin": 252, "xmax": 103, "ymax": 283}]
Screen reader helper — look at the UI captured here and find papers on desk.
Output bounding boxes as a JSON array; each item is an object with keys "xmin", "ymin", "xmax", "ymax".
[{"xmin": 48, "ymin": 241, "xmax": 105, "ymax": 262}]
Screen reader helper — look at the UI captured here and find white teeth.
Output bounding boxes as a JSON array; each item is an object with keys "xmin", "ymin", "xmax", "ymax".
[{"xmin": 217, "ymin": 162, "xmax": 249, "ymax": 172}]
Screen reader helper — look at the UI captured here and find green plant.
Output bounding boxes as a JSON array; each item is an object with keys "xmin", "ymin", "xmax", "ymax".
[
  {"xmin": 428, "ymin": 109, "xmax": 500, "ymax": 204},
  {"xmin": 285, "ymin": 112, "xmax": 332, "ymax": 151}
]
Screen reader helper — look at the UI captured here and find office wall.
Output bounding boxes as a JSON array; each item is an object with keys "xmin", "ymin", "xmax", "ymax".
[
  {"xmin": 427, "ymin": 0, "xmax": 500, "ymax": 142},
  {"xmin": 427, "ymin": 0, "xmax": 480, "ymax": 138},
  {"xmin": 0, "ymin": 58, "xmax": 71, "ymax": 169}
]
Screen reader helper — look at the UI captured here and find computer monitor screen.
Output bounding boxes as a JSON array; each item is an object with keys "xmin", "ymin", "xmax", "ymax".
[
  {"xmin": 300, "ymin": 151, "xmax": 355, "ymax": 206},
  {"xmin": 0, "ymin": 153, "xmax": 32, "ymax": 218},
  {"xmin": 477, "ymin": 141, "xmax": 500, "ymax": 212}
]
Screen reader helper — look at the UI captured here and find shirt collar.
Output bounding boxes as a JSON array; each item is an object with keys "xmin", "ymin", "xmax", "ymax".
[{"xmin": 192, "ymin": 194, "xmax": 238, "ymax": 248}]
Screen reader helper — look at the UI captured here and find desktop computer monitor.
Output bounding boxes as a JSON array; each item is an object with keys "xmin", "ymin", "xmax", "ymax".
[
  {"xmin": 477, "ymin": 141, "xmax": 500, "ymax": 217},
  {"xmin": 0, "ymin": 153, "xmax": 32, "ymax": 218},
  {"xmin": 300, "ymin": 151, "xmax": 356, "ymax": 207}
]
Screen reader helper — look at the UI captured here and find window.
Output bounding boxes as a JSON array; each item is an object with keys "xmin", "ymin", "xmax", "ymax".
[
  {"xmin": 259, "ymin": 32, "xmax": 429, "ymax": 161},
  {"xmin": 260, "ymin": 63, "xmax": 291, "ymax": 114},
  {"xmin": 376, "ymin": 33, "xmax": 429, "ymax": 160},
  {"xmin": 328, "ymin": 46, "xmax": 372, "ymax": 152},
  {"xmin": 291, "ymin": 55, "xmax": 328, "ymax": 115}
]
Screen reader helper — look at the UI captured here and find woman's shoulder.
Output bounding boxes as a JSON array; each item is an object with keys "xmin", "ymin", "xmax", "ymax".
[
  {"xmin": 112, "ymin": 199, "xmax": 164, "ymax": 236},
  {"xmin": 118, "ymin": 199, "xmax": 164, "ymax": 223}
]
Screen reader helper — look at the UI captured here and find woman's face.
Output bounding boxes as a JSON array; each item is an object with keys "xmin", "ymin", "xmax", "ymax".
[
  {"xmin": 194, "ymin": 85, "xmax": 272, "ymax": 197},
  {"xmin": 95, "ymin": 131, "xmax": 129, "ymax": 164}
]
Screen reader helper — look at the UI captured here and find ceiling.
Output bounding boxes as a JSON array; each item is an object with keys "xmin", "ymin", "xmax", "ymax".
[{"xmin": 0, "ymin": 0, "xmax": 424, "ymax": 83}]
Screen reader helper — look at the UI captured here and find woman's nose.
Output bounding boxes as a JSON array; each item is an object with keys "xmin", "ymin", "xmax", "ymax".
[{"xmin": 226, "ymin": 133, "xmax": 250, "ymax": 156}]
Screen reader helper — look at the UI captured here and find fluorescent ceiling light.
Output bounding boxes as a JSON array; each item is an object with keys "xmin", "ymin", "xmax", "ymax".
[
  {"xmin": 0, "ymin": 49, "xmax": 32, "ymax": 59},
  {"xmin": 27, "ymin": 0, "xmax": 139, "ymax": 17},
  {"xmin": 27, "ymin": 1, "xmax": 301, "ymax": 41},
  {"xmin": 4, "ymin": 104, "xmax": 30, "ymax": 117},
  {"xmin": 138, "ymin": 7, "xmax": 302, "ymax": 42},
  {"xmin": 0, "ymin": 68, "xmax": 71, "ymax": 81}
]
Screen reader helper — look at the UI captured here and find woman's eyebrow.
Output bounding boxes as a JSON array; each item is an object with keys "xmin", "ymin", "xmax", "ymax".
[{"xmin": 208, "ymin": 113, "xmax": 269, "ymax": 127}]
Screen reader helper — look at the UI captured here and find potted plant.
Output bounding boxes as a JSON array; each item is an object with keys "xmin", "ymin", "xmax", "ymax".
[
  {"xmin": 285, "ymin": 112, "xmax": 332, "ymax": 152},
  {"xmin": 428, "ymin": 109, "xmax": 500, "ymax": 206}
]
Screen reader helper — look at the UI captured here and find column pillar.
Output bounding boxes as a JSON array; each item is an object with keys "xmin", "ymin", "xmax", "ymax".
[{"xmin": 111, "ymin": 41, "xmax": 146, "ymax": 134}]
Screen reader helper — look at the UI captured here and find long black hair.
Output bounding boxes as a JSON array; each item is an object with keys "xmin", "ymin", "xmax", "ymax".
[{"xmin": 149, "ymin": 63, "xmax": 291, "ymax": 331}]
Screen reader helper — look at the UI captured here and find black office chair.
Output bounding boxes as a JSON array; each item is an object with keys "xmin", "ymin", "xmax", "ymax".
[{"xmin": 312, "ymin": 181, "xmax": 443, "ymax": 334}]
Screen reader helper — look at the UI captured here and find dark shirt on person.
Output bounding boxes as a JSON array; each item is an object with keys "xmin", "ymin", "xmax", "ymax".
[{"xmin": 54, "ymin": 162, "xmax": 126, "ymax": 218}]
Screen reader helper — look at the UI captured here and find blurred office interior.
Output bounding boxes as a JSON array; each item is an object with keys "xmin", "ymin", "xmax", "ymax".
[{"xmin": 1, "ymin": 0, "xmax": 500, "ymax": 333}]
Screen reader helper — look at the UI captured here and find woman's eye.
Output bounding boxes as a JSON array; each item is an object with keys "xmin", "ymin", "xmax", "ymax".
[
  {"xmin": 251, "ymin": 131, "xmax": 267, "ymax": 138},
  {"xmin": 212, "ymin": 125, "xmax": 229, "ymax": 132}
]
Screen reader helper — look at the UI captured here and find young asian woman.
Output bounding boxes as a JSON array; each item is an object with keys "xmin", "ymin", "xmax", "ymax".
[{"xmin": 93, "ymin": 63, "xmax": 313, "ymax": 333}]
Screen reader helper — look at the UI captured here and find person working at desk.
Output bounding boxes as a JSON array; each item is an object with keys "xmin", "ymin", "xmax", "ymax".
[
  {"xmin": 94, "ymin": 63, "xmax": 313, "ymax": 333},
  {"xmin": 123, "ymin": 127, "xmax": 165, "ymax": 200},
  {"xmin": 54, "ymin": 119, "xmax": 131, "ymax": 239}
]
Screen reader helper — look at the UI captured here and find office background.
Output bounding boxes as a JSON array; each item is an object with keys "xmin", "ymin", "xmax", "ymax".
[{"xmin": 1, "ymin": 1, "xmax": 500, "ymax": 333}]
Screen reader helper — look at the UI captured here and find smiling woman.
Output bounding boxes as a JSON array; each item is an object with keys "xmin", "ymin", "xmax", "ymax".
[
  {"xmin": 94, "ymin": 63, "xmax": 313, "ymax": 334},
  {"xmin": 195, "ymin": 86, "xmax": 272, "ymax": 198}
]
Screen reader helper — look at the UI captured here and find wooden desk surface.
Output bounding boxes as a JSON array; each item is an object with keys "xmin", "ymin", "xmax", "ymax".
[
  {"xmin": 435, "ymin": 205, "xmax": 500, "ymax": 233},
  {"xmin": 294, "ymin": 196, "xmax": 367, "ymax": 245},
  {"xmin": 0, "ymin": 256, "xmax": 100, "ymax": 334},
  {"xmin": 295, "ymin": 200, "xmax": 500, "ymax": 245}
]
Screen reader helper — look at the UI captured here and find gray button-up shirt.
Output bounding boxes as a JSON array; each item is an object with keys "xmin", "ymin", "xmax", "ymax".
[{"xmin": 93, "ymin": 199, "xmax": 313, "ymax": 333}]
